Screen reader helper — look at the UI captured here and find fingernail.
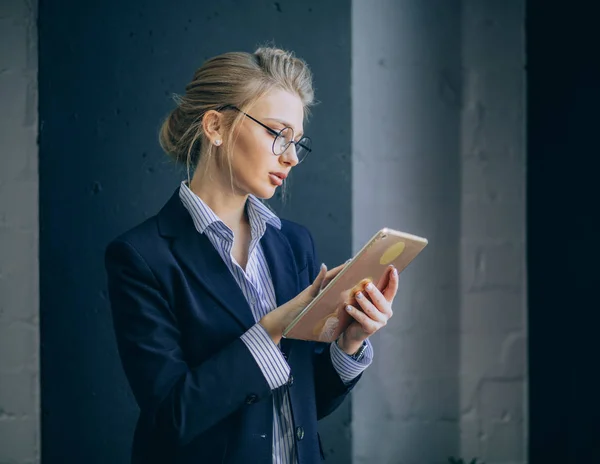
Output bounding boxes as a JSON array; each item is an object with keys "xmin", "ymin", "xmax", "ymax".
[
  {"xmin": 366, "ymin": 283, "xmax": 375, "ymax": 291},
  {"xmin": 392, "ymin": 266, "xmax": 398, "ymax": 276},
  {"xmin": 356, "ymin": 292, "xmax": 363, "ymax": 299},
  {"xmin": 346, "ymin": 305, "xmax": 353, "ymax": 312}
]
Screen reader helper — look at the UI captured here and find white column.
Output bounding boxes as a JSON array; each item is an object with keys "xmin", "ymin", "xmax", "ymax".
[{"xmin": 351, "ymin": 1, "xmax": 462, "ymax": 462}]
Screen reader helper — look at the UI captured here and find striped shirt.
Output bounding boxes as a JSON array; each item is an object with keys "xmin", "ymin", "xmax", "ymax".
[{"xmin": 179, "ymin": 181, "xmax": 373, "ymax": 463}]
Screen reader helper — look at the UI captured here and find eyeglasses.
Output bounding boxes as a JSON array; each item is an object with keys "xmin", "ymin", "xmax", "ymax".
[{"xmin": 219, "ymin": 105, "xmax": 312, "ymax": 164}]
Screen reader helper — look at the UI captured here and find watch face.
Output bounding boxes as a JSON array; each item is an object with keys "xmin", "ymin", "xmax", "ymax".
[{"xmin": 352, "ymin": 342, "xmax": 367, "ymax": 361}]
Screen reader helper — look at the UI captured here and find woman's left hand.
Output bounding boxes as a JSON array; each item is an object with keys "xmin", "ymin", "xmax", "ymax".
[{"xmin": 337, "ymin": 265, "xmax": 399, "ymax": 355}]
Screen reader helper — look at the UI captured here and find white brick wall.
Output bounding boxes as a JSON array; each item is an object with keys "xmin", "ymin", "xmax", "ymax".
[
  {"xmin": 352, "ymin": 1, "xmax": 526, "ymax": 463},
  {"xmin": 0, "ymin": 0, "xmax": 40, "ymax": 462},
  {"xmin": 460, "ymin": 1, "xmax": 527, "ymax": 463}
]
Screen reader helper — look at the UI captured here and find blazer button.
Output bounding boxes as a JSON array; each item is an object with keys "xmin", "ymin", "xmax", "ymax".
[
  {"xmin": 288, "ymin": 374, "xmax": 294, "ymax": 387},
  {"xmin": 296, "ymin": 426, "xmax": 305, "ymax": 441},
  {"xmin": 245, "ymin": 394, "xmax": 258, "ymax": 405}
]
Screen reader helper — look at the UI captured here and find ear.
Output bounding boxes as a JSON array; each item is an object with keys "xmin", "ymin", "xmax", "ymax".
[{"xmin": 202, "ymin": 110, "xmax": 224, "ymax": 146}]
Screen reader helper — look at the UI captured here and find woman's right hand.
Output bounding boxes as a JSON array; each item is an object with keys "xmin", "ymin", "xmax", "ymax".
[{"xmin": 260, "ymin": 262, "xmax": 346, "ymax": 345}]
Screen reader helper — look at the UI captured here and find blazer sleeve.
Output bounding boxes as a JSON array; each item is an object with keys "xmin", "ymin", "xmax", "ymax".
[
  {"xmin": 305, "ymin": 230, "xmax": 362, "ymax": 420},
  {"xmin": 105, "ymin": 239, "xmax": 272, "ymax": 446}
]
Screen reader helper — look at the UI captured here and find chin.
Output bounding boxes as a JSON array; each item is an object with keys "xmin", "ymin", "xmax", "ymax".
[
  {"xmin": 247, "ymin": 180, "xmax": 280, "ymax": 199},
  {"xmin": 235, "ymin": 177, "xmax": 277, "ymax": 200},
  {"xmin": 252, "ymin": 186, "xmax": 277, "ymax": 200}
]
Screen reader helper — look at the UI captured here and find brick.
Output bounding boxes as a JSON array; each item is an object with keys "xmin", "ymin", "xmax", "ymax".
[
  {"xmin": 0, "ymin": 320, "xmax": 38, "ymax": 373},
  {"xmin": 460, "ymin": 333, "xmax": 522, "ymax": 378},
  {"xmin": 462, "ymin": 0, "xmax": 524, "ymax": 70},
  {"xmin": 461, "ymin": 155, "xmax": 525, "ymax": 200},
  {"xmin": 463, "ymin": 242, "xmax": 523, "ymax": 292},
  {"xmin": 461, "ymin": 105, "xmax": 525, "ymax": 162},
  {"xmin": 459, "ymin": 418, "xmax": 483, "ymax": 460},
  {"xmin": 0, "ymin": 227, "xmax": 36, "ymax": 256},
  {"xmin": 374, "ymin": 331, "xmax": 460, "ymax": 379},
  {"xmin": 384, "ymin": 282, "xmax": 459, "ymax": 334},
  {"xmin": 482, "ymin": 421, "xmax": 525, "ymax": 462},
  {"xmin": 353, "ymin": 419, "xmax": 459, "ymax": 464},
  {"xmin": 0, "ymin": 419, "xmax": 39, "ymax": 463},
  {"xmin": 0, "ymin": 182, "xmax": 38, "ymax": 231},
  {"xmin": 462, "ymin": 69, "xmax": 525, "ymax": 114},
  {"xmin": 460, "ymin": 375, "xmax": 480, "ymax": 415},
  {"xmin": 461, "ymin": 196, "xmax": 524, "ymax": 241},
  {"xmin": 461, "ymin": 290, "xmax": 525, "ymax": 334},
  {"xmin": 360, "ymin": 372, "xmax": 460, "ymax": 422},
  {"xmin": 478, "ymin": 379, "xmax": 525, "ymax": 423},
  {"xmin": 0, "ymin": 0, "xmax": 33, "ymax": 21},
  {"xmin": 500, "ymin": 332, "xmax": 527, "ymax": 378},
  {"xmin": 0, "ymin": 73, "xmax": 30, "ymax": 128},
  {"xmin": 0, "ymin": 370, "xmax": 38, "ymax": 417},
  {"xmin": 0, "ymin": 262, "xmax": 39, "ymax": 325},
  {"xmin": 0, "ymin": 18, "xmax": 29, "ymax": 71},
  {"xmin": 0, "ymin": 127, "xmax": 37, "ymax": 183}
]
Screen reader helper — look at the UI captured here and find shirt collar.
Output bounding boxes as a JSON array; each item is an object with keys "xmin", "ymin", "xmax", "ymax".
[{"xmin": 178, "ymin": 181, "xmax": 281, "ymax": 238}]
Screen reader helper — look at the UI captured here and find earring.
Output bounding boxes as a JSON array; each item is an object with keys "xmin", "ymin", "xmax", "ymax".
[{"xmin": 214, "ymin": 139, "xmax": 222, "ymax": 146}]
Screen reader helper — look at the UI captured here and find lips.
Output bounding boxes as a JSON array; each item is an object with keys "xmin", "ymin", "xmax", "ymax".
[
  {"xmin": 269, "ymin": 173, "xmax": 283, "ymax": 186},
  {"xmin": 270, "ymin": 172, "xmax": 288, "ymax": 180},
  {"xmin": 268, "ymin": 172, "xmax": 287, "ymax": 187}
]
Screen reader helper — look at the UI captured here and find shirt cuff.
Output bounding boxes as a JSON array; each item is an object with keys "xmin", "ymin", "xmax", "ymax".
[
  {"xmin": 330, "ymin": 338, "xmax": 374, "ymax": 385},
  {"xmin": 240, "ymin": 323, "xmax": 291, "ymax": 390}
]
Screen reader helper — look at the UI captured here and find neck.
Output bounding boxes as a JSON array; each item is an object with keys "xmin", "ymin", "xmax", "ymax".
[{"xmin": 189, "ymin": 161, "xmax": 248, "ymax": 231}]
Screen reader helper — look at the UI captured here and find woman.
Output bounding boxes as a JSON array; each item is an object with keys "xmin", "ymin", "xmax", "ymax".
[{"xmin": 105, "ymin": 47, "xmax": 398, "ymax": 464}]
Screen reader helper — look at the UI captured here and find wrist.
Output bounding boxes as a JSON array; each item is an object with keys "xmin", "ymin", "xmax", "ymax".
[
  {"xmin": 259, "ymin": 314, "xmax": 283, "ymax": 345},
  {"xmin": 337, "ymin": 333, "xmax": 365, "ymax": 356}
]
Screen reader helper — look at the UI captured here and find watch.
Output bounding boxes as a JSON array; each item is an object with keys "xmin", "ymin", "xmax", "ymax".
[
  {"xmin": 350, "ymin": 341, "xmax": 368, "ymax": 362},
  {"xmin": 337, "ymin": 338, "xmax": 368, "ymax": 362}
]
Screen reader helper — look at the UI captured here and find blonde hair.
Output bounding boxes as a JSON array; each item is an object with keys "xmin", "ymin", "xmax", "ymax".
[{"xmin": 159, "ymin": 47, "xmax": 315, "ymax": 187}]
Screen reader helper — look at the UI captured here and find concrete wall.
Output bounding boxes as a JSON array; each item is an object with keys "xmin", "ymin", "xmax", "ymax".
[
  {"xmin": 37, "ymin": 0, "xmax": 353, "ymax": 462},
  {"xmin": 0, "ymin": 0, "xmax": 41, "ymax": 463},
  {"xmin": 351, "ymin": 1, "xmax": 526, "ymax": 463}
]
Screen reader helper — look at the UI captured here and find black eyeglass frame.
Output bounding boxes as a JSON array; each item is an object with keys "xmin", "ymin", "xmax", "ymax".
[{"xmin": 218, "ymin": 105, "xmax": 312, "ymax": 163}]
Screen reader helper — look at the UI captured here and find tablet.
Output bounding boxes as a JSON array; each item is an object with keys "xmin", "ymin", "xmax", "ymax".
[{"xmin": 283, "ymin": 228, "xmax": 428, "ymax": 342}]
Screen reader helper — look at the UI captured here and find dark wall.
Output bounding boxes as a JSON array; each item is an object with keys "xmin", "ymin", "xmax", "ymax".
[
  {"xmin": 38, "ymin": 1, "xmax": 352, "ymax": 462},
  {"xmin": 527, "ymin": 0, "xmax": 600, "ymax": 462}
]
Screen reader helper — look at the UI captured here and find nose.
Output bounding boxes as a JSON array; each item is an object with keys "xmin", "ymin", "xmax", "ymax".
[{"xmin": 280, "ymin": 143, "xmax": 299, "ymax": 167}]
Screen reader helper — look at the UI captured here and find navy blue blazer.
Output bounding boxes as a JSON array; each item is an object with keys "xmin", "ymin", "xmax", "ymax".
[{"xmin": 104, "ymin": 188, "xmax": 360, "ymax": 464}]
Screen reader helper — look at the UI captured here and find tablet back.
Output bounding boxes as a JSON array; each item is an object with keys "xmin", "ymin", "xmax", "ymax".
[{"xmin": 284, "ymin": 228, "xmax": 428, "ymax": 342}]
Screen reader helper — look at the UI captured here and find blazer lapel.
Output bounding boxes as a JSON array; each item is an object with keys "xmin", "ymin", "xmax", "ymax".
[
  {"xmin": 157, "ymin": 188, "xmax": 303, "ymax": 349},
  {"xmin": 261, "ymin": 224, "xmax": 301, "ymax": 357},
  {"xmin": 261, "ymin": 224, "xmax": 300, "ymax": 308},
  {"xmin": 158, "ymin": 189, "xmax": 255, "ymax": 331}
]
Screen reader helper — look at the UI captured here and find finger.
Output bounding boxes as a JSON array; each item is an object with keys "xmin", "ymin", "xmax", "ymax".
[
  {"xmin": 309, "ymin": 263, "xmax": 328, "ymax": 296},
  {"xmin": 345, "ymin": 305, "xmax": 379, "ymax": 334},
  {"xmin": 376, "ymin": 266, "xmax": 392, "ymax": 293},
  {"xmin": 332, "ymin": 260, "xmax": 349, "ymax": 273},
  {"xmin": 382, "ymin": 266, "xmax": 399, "ymax": 303},
  {"xmin": 325, "ymin": 262, "xmax": 345, "ymax": 280},
  {"xmin": 354, "ymin": 290, "xmax": 388, "ymax": 323},
  {"xmin": 320, "ymin": 261, "xmax": 348, "ymax": 291}
]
